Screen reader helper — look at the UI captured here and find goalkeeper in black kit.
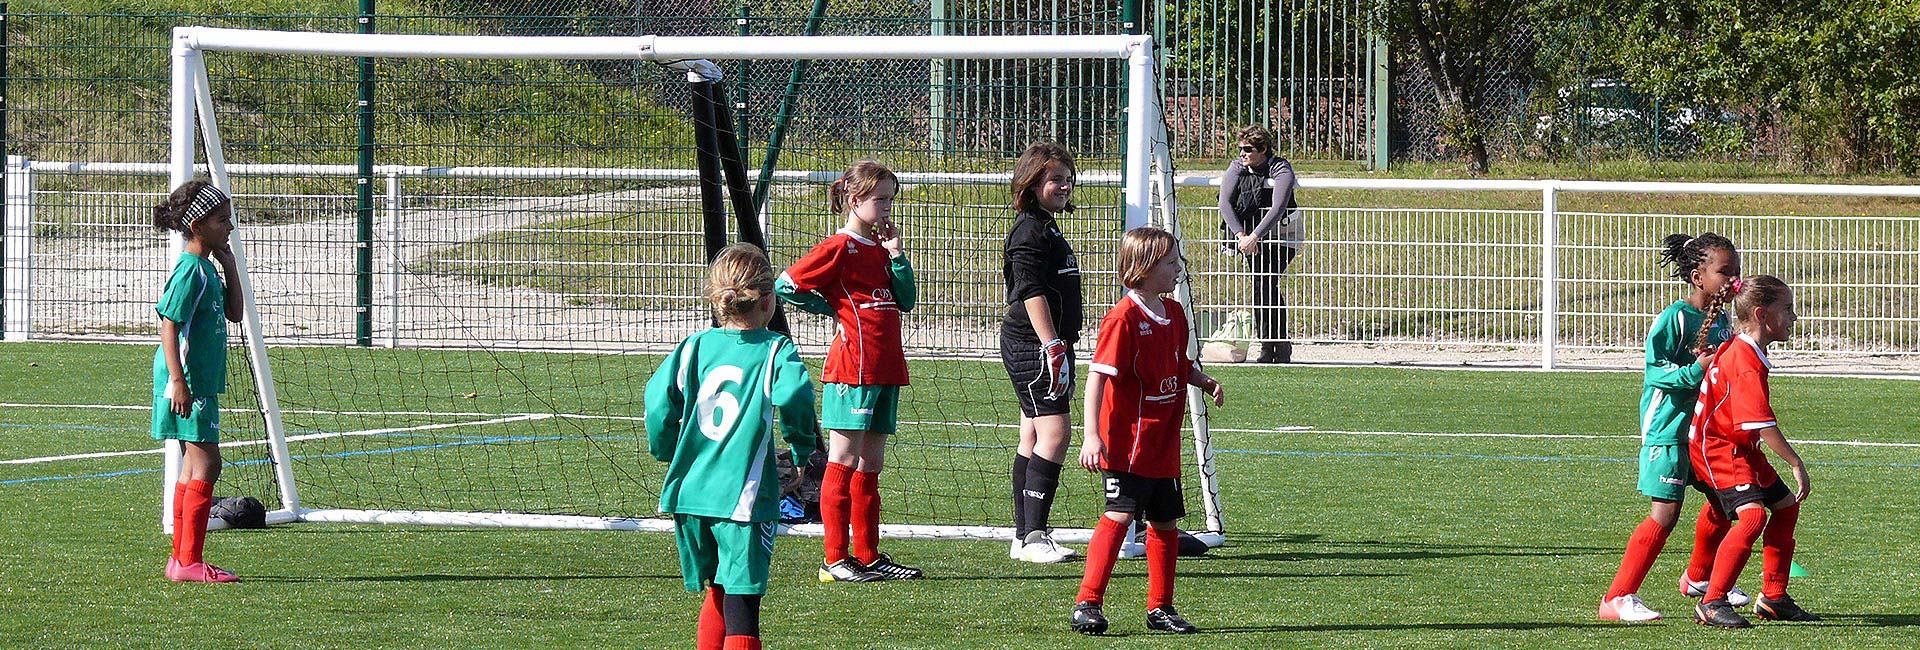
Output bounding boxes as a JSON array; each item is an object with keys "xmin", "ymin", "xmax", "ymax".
[{"xmin": 1000, "ymin": 141, "xmax": 1087, "ymax": 564}]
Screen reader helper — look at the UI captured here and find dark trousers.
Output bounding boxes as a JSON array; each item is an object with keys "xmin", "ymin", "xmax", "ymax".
[{"xmin": 1248, "ymin": 242, "xmax": 1297, "ymax": 344}]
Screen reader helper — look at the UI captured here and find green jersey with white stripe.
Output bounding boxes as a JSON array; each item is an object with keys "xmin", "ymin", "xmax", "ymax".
[
  {"xmin": 645, "ymin": 327, "xmax": 821, "ymax": 523},
  {"xmin": 1640, "ymin": 300, "xmax": 1730, "ymax": 446},
  {"xmin": 151, "ymin": 253, "xmax": 228, "ymax": 398}
]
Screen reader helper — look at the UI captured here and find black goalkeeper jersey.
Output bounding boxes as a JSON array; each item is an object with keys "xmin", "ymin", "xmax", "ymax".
[{"xmin": 1000, "ymin": 209, "xmax": 1083, "ymax": 345}]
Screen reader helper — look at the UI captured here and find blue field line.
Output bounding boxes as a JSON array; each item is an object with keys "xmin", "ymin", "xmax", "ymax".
[{"xmin": 1, "ymin": 435, "xmax": 565, "ymax": 486}]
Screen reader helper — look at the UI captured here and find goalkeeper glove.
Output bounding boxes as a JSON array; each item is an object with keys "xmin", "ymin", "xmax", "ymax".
[{"xmin": 1040, "ymin": 338, "xmax": 1072, "ymax": 400}]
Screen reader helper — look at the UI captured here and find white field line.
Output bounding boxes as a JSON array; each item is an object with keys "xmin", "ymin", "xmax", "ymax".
[{"xmin": 2, "ymin": 414, "xmax": 550, "ymax": 465}]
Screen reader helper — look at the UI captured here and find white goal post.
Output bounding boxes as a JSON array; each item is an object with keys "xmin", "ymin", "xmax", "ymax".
[{"xmin": 163, "ymin": 26, "xmax": 1226, "ymax": 546}]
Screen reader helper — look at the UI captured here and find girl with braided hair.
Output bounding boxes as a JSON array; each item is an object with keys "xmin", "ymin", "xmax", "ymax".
[
  {"xmin": 1598, "ymin": 232, "xmax": 1748, "ymax": 621},
  {"xmin": 150, "ymin": 179, "xmax": 244, "ymax": 583}
]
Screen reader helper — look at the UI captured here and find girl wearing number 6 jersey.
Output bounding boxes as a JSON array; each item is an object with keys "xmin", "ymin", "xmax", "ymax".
[{"xmin": 646, "ymin": 243, "xmax": 823, "ymax": 650}]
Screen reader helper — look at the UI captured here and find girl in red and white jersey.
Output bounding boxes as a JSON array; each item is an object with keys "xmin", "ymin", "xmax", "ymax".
[
  {"xmin": 1070, "ymin": 227, "xmax": 1224, "ymax": 635},
  {"xmin": 776, "ymin": 160, "xmax": 922, "ymax": 582},
  {"xmin": 1686, "ymin": 275, "xmax": 1818, "ymax": 628}
]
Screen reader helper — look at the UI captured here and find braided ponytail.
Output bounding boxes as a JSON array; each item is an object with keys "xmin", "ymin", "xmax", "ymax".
[
  {"xmin": 1691, "ymin": 279, "xmax": 1736, "ymax": 355},
  {"xmin": 1657, "ymin": 231, "xmax": 1738, "ymax": 354}
]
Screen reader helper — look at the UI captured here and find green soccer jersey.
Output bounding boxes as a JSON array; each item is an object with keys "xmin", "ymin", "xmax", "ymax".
[
  {"xmin": 1639, "ymin": 300, "xmax": 1731, "ymax": 445},
  {"xmin": 646, "ymin": 327, "xmax": 821, "ymax": 523},
  {"xmin": 152, "ymin": 253, "xmax": 229, "ymax": 398}
]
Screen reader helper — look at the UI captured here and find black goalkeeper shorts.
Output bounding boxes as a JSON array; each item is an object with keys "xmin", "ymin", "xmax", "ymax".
[{"xmin": 1001, "ymin": 335, "xmax": 1075, "ymax": 418}]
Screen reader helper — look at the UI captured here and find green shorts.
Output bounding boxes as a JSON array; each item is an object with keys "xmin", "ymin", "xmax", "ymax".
[
  {"xmin": 151, "ymin": 395, "xmax": 221, "ymax": 444},
  {"xmin": 820, "ymin": 383, "xmax": 901, "ymax": 435},
  {"xmin": 674, "ymin": 514, "xmax": 775, "ymax": 594},
  {"xmin": 1636, "ymin": 443, "xmax": 1690, "ymax": 502}
]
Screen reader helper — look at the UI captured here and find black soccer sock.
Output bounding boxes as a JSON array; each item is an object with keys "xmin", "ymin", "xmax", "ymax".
[
  {"xmin": 1012, "ymin": 454, "xmax": 1031, "ymax": 538},
  {"xmin": 722, "ymin": 593, "xmax": 761, "ymax": 637},
  {"xmin": 1023, "ymin": 456, "xmax": 1063, "ymax": 534}
]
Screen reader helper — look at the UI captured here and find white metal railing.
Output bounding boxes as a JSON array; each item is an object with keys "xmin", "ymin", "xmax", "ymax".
[{"xmin": 5, "ymin": 156, "xmax": 1918, "ymax": 371}]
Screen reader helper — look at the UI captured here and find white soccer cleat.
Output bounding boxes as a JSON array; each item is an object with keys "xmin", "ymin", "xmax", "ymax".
[
  {"xmin": 1011, "ymin": 537, "xmax": 1024, "ymax": 560},
  {"xmin": 1016, "ymin": 530, "xmax": 1073, "ymax": 564},
  {"xmin": 1680, "ymin": 574, "xmax": 1752, "ymax": 607},
  {"xmin": 1118, "ymin": 540, "xmax": 1147, "ymax": 559},
  {"xmin": 1597, "ymin": 594, "xmax": 1662, "ymax": 622}
]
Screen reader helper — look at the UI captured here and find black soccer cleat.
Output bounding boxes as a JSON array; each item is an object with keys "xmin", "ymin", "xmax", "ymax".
[
  {"xmin": 1146, "ymin": 606, "xmax": 1200, "ymax": 634},
  {"xmin": 1694, "ymin": 599, "xmax": 1752, "ymax": 629},
  {"xmin": 1070, "ymin": 601, "xmax": 1109, "ymax": 635},
  {"xmin": 863, "ymin": 553, "xmax": 925, "ymax": 580},
  {"xmin": 1754, "ymin": 593, "xmax": 1822, "ymax": 622},
  {"xmin": 818, "ymin": 559, "xmax": 885, "ymax": 583}
]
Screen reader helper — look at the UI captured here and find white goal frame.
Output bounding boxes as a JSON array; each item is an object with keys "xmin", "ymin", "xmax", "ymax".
[{"xmin": 163, "ymin": 26, "xmax": 1224, "ymax": 546}]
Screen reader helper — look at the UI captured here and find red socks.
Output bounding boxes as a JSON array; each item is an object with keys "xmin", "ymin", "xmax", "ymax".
[
  {"xmin": 170, "ymin": 481, "xmax": 189, "ymax": 564},
  {"xmin": 722, "ymin": 636, "xmax": 762, "ymax": 650},
  {"xmin": 697, "ymin": 587, "xmax": 725, "ymax": 650},
  {"xmin": 1605, "ymin": 517, "xmax": 1674, "ymax": 599},
  {"xmin": 850, "ymin": 469, "xmax": 881, "ymax": 564},
  {"xmin": 821, "ymin": 462, "xmax": 853, "ymax": 564},
  {"xmin": 1685, "ymin": 503, "xmax": 1732, "ymax": 584},
  {"xmin": 823, "ymin": 464, "xmax": 883, "ymax": 565},
  {"xmin": 1076, "ymin": 516, "xmax": 1127, "ymax": 604},
  {"xmin": 1706, "ymin": 508, "xmax": 1767, "ymax": 602},
  {"xmin": 1146, "ymin": 526, "xmax": 1178, "ymax": 610},
  {"xmin": 1761, "ymin": 503, "xmax": 1800, "ymax": 600},
  {"xmin": 1075, "ymin": 519, "xmax": 1180, "ymax": 609},
  {"xmin": 176, "ymin": 479, "xmax": 213, "ymax": 566}
]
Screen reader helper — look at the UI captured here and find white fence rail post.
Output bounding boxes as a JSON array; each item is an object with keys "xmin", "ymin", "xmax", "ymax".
[
  {"xmin": 3, "ymin": 155, "xmax": 33, "ymax": 342},
  {"xmin": 1540, "ymin": 181, "xmax": 1558, "ymax": 370},
  {"xmin": 385, "ymin": 172, "xmax": 402, "ymax": 349}
]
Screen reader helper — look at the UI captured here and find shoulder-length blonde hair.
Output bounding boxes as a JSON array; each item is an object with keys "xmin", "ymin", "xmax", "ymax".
[{"xmin": 1116, "ymin": 226, "xmax": 1178, "ymax": 289}]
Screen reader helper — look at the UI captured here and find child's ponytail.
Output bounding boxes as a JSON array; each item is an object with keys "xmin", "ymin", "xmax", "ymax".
[
  {"xmin": 1692, "ymin": 278, "xmax": 1737, "ymax": 355},
  {"xmin": 152, "ymin": 180, "xmax": 228, "ymax": 234},
  {"xmin": 707, "ymin": 243, "xmax": 777, "ymax": 325},
  {"xmin": 828, "ymin": 160, "xmax": 899, "ymax": 214}
]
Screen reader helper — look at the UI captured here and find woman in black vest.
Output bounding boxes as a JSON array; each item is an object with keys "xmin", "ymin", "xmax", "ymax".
[{"xmin": 1217, "ymin": 126, "xmax": 1301, "ymax": 363}]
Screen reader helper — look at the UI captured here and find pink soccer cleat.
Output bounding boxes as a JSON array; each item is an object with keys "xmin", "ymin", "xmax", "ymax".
[{"xmin": 167, "ymin": 558, "xmax": 239, "ymax": 583}]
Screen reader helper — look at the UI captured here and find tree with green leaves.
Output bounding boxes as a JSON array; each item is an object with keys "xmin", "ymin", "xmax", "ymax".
[{"xmin": 1353, "ymin": 0, "xmax": 1541, "ymax": 173}]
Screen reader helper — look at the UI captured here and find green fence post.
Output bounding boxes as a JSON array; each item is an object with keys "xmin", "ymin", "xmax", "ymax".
[
  {"xmin": 749, "ymin": 0, "xmax": 827, "ymax": 216},
  {"xmin": 1370, "ymin": 29, "xmax": 1389, "ymax": 171},
  {"xmin": 356, "ymin": 0, "xmax": 375, "ymax": 346},
  {"xmin": 1, "ymin": 0, "xmax": 10, "ymax": 341}
]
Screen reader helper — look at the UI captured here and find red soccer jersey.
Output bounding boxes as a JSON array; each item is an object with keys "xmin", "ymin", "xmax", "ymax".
[
  {"xmin": 1089, "ymin": 293, "xmax": 1196, "ymax": 479},
  {"xmin": 780, "ymin": 230, "xmax": 909, "ymax": 386},
  {"xmin": 1688, "ymin": 333, "xmax": 1782, "ymax": 490}
]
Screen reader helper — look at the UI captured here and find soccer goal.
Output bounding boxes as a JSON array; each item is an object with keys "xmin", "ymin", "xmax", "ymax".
[{"xmin": 163, "ymin": 26, "xmax": 1224, "ymax": 547}]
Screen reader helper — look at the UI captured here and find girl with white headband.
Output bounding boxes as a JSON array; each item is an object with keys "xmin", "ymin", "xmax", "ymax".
[{"xmin": 150, "ymin": 180, "xmax": 244, "ymax": 583}]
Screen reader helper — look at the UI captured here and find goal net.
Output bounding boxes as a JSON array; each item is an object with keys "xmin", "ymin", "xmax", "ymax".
[{"xmin": 166, "ymin": 27, "xmax": 1222, "ymax": 544}]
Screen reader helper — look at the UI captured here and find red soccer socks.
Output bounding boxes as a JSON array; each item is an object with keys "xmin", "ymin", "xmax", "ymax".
[{"xmin": 1605, "ymin": 517, "xmax": 1674, "ymax": 599}]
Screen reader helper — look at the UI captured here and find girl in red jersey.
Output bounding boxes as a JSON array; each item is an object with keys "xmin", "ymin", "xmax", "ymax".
[
  {"xmin": 1070, "ymin": 227, "xmax": 1224, "ymax": 635},
  {"xmin": 1686, "ymin": 275, "xmax": 1818, "ymax": 628},
  {"xmin": 775, "ymin": 160, "xmax": 922, "ymax": 582}
]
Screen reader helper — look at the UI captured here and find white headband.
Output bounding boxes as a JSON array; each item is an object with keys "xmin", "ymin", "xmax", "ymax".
[{"xmin": 181, "ymin": 184, "xmax": 229, "ymax": 228}]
